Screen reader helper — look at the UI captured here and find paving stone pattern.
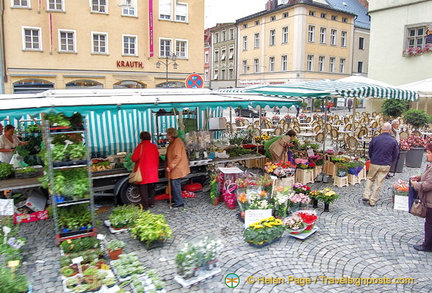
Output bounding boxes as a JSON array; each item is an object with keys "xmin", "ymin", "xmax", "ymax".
[{"xmin": 18, "ymin": 156, "xmax": 432, "ymax": 293}]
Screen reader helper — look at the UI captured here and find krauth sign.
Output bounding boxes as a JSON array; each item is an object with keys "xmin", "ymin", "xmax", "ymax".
[{"xmin": 116, "ymin": 61, "xmax": 144, "ymax": 68}]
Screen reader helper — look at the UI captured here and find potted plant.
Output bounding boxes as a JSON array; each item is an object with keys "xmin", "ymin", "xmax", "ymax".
[
  {"xmin": 403, "ymin": 135, "xmax": 426, "ymax": 168},
  {"xmin": 283, "ymin": 214, "xmax": 306, "ymax": 234},
  {"xmin": 52, "ymin": 144, "xmax": 68, "ymax": 162},
  {"xmin": 382, "ymin": 99, "xmax": 408, "ymax": 118},
  {"xmin": 403, "ymin": 109, "xmax": 430, "ymax": 130},
  {"xmin": 106, "ymin": 239, "xmax": 125, "ymax": 260},
  {"xmin": 130, "ymin": 211, "xmax": 172, "ymax": 249},
  {"xmin": 317, "ymin": 187, "xmax": 339, "ymax": 212},
  {"xmin": 243, "ymin": 216, "xmax": 285, "ymax": 247},
  {"xmin": 69, "ymin": 144, "xmax": 87, "ymax": 161}
]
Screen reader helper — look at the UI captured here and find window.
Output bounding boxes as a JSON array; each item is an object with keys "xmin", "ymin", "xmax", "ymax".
[
  {"xmin": 320, "ymin": 13, "xmax": 327, "ymax": 19},
  {"xmin": 243, "ymin": 36, "xmax": 248, "ymax": 50},
  {"xmin": 339, "ymin": 58, "xmax": 346, "ymax": 73},
  {"xmin": 307, "ymin": 55, "xmax": 314, "ymax": 71},
  {"xmin": 91, "ymin": 0, "xmax": 107, "ymax": 13},
  {"xmin": 214, "ymin": 50, "xmax": 219, "ymax": 61},
  {"xmin": 407, "ymin": 26, "xmax": 427, "ymax": 48},
  {"xmin": 12, "ymin": 0, "xmax": 29, "ymax": 8},
  {"xmin": 59, "ymin": 30, "xmax": 76, "ymax": 52},
  {"xmin": 254, "ymin": 59, "xmax": 259, "ymax": 73},
  {"xmin": 23, "ymin": 27, "xmax": 41, "ymax": 50},
  {"xmin": 205, "ymin": 52, "xmax": 209, "ymax": 63},
  {"xmin": 341, "ymin": 31, "xmax": 347, "ymax": 47},
  {"xmin": 222, "ymin": 31, "xmax": 226, "ymax": 42},
  {"xmin": 123, "ymin": 35, "xmax": 137, "ymax": 55},
  {"xmin": 228, "ymin": 47, "xmax": 234, "ymax": 59},
  {"xmin": 175, "ymin": 2, "xmax": 187, "ymax": 22},
  {"xmin": 269, "ymin": 29, "xmax": 276, "ymax": 46},
  {"xmin": 308, "ymin": 25, "xmax": 315, "ymax": 43},
  {"xmin": 318, "ymin": 56, "xmax": 325, "ymax": 72},
  {"xmin": 47, "ymin": 0, "xmax": 63, "ymax": 11},
  {"xmin": 230, "ymin": 28, "xmax": 234, "ymax": 40},
  {"xmin": 331, "ymin": 15, "xmax": 337, "ymax": 21},
  {"xmin": 255, "ymin": 20, "xmax": 260, "ymax": 25},
  {"xmin": 160, "ymin": 39, "xmax": 171, "ymax": 57},
  {"xmin": 221, "ymin": 48, "xmax": 226, "ymax": 61},
  {"xmin": 176, "ymin": 40, "xmax": 187, "ymax": 58},
  {"xmin": 214, "ymin": 33, "xmax": 219, "ymax": 43},
  {"xmin": 204, "ymin": 70, "xmax": 209, "ymax": 81},
  {"xmin": 229, "ymin": 69, "xmax": 234, "ymax": 79},
  {"xmin": 358, "ymin": 61, "xmax": 363, "ymax": 73},
  {"xmin": 242, "ymin": 60, "xmax": 248, "ymax": 73},
  {"xmin": 214, "ymin": 70, "xmax": 218, "ymax": 80},
  {"xmin": 254, "ymin": 33, "xmax": 260, "ymax": 48},
  {"xmin": 282, "ymin": 12, "xmax": 289, "ymax": 18},
  {"xmin": 309, "ymin": 11, "xmax": 315, "ymax": 16},
  {"xmin": 243, "ymin": 24, "xmax": 248, "ymax": 29},
  {"xmin": 320, "ymin": 27, "xmax": 326, "ymax": 44},
  {"xmin": 359, "ymin": 37, "xmax": 364, "ymax": 50},
  {"xmin": 330, "ymin": 29, "xmax": 337, "ymax": 46},
  {"xmin": 281, "ymin": 55, "xmax": 287, "ymax": 71},
  {"xmin": 159, "ymin": 0, "xmax": 171, "ymax": 20},
  {"xmin": 269, "ymin": 57, "xmax": 275, "ymax": 72},
  {"xmin": 282, "ymin": 27, "xmax": 289, "ymax": 44},
  {"xmin": 122, "ymin": 5, "xmax": 136, "ymax": 17},
  {"xmin": 221, "ymin": 70, "xmax": 225, "ymax": 80},
  {"xmin": 329, "ymin": 57, "xmax": 335, "ymax": 73},
  {"xmin": 270, "ymin": 16, "xmax": 276, "ymax": 21},
  {"xmin": 92, "ymin": 32, "xmax": 108, "ymax": 54},
  {"xmin": 342, "ymin": 17, "xmax": 348, "ymax": 23}
]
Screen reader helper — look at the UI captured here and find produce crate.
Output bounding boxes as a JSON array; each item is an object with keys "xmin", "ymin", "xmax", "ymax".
[{"xmin": 14, "ymin": 210, "xmax": 49, "ymax": 224}]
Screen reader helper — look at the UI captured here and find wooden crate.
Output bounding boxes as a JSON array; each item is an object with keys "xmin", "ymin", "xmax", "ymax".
[
  {"xmin": 295, "ymin": 169, "xmax": 314, "ymax": 185},
  {"xmin": 333, "ymin": 176, "xmax": 349, "ymax": 188}
]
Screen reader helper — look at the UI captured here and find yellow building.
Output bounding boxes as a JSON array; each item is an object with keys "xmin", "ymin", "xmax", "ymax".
[
  {"xmin": 237, "ymin": 1, "xmax": 356, "ymax": 86},
  {"xmin": 0, "ymin": 0, "xmax": 204, "ymax": 94}
]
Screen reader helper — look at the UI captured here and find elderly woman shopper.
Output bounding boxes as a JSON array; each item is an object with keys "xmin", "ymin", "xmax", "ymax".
[
  {"xmin": 411, "ymin": 143, "xmax": 432, "ymax": 252},
  {"xmin": 165, "ymin": 128, "xmax": 190, "ymax": 208},
  {"xmin": 268, "ymin": 130, "xmax": 296, "ymax": 163},
  {"xmin": 0, "ymin": 124, "xmax": 28, "ymax": 163},
  {"xmin": 131, "ymin": 131, "xmax": 159, "ymax": 209}
]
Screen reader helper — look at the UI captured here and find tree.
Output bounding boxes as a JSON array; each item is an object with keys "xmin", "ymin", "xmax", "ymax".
[
  {"xmin": 403, "ymin": 109, "xmax": 430, "ymax": 129},
  {"xmin": 381, "ymin": 99, "xmax": 408, "ymax": 118}
]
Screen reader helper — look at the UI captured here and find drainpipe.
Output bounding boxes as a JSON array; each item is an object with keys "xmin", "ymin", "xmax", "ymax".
[{"xmin": 1, "ymin": 0, "xmax": 8, "ymax": 92}]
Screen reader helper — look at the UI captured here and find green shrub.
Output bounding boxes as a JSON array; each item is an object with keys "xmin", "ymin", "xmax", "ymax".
[
  {"xmin": 382, "ymin": 99, "xmax": 408, "ymax": 118},
  {"xmin": 403, "ymin": 109, "xmax": 430, "ymax": 129}
]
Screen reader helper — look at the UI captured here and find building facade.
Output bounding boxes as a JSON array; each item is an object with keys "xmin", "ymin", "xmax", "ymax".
[
  {"xmin": 0, "ymin": 0, "xmax": 204, "ymax": 94},
  {"xmin": 204, "ymin": 28, "xmax": 212, "ymax": 88},
  {"xmin": 367, "ymin": 0, "xmax": 432, "ymax": 112},
  {"xmin": 210, "ymin": 23, "xmax": 237, "ymax": 89},
  {"xmin": 236, "ymin": 0, "xmax": 357, "ymax": 87}
]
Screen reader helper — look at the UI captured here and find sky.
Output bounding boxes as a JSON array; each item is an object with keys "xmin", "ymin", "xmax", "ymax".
[{"xmin": 205, "ymin": 0, "xmax": 266, "ymax": 29}]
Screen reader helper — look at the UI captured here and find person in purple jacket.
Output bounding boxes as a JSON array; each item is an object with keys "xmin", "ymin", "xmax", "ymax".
[{"xmin": 362, "ymin": 122, "xmax": 399, "ymax": 206}]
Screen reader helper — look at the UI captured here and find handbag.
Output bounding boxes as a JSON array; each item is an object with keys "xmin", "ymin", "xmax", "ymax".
[
  {"xmin": 410, "ymin": 199, "xmax": 427, "ymax": 218},
  {"xmin": 128, "ymin": 146, "xmax": 143, "ymax": 184}
]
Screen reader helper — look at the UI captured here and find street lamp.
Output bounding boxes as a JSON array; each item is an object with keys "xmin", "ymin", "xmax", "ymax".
[{"xmin": 155, "ymin": 53, "xmax": 178, "ymax": 88}]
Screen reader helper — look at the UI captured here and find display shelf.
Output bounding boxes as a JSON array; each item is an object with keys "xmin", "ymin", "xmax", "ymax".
[
  {"xmin": 56, "ymin": 198, "xmax": 91, "ymax": 207},
  {"xmin": 174, "ymin": 268, "xmax": 221, "ymax": 288}
]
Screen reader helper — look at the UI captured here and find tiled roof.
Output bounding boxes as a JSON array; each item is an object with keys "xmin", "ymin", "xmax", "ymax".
[{"xmin": 325, "ymin": 0, "xmax": 370, "ymax": 29}]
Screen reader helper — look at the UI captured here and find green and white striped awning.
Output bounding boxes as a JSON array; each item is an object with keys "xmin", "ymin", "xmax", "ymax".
[{"xmin": 240, "ymin": 79, "xmax": 418, "ymax": 101}]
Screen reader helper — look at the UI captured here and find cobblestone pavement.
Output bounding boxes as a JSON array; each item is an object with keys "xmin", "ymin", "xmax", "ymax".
[{"xmin": 18, "ymin": 154, "xmax": 432, "ymax": 293}]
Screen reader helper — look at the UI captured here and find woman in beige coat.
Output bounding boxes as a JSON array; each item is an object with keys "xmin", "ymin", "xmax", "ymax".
[
  {"xmin": 165, "ymin": 128, "xmax": 190, "ymax": 208},
  {"xmin": 268, "ymin": 130, "xmax": 296, "ymax": 163},
  {"xmin": 411, "ymin": 143, "xmax": 432, "ymax": 252}
]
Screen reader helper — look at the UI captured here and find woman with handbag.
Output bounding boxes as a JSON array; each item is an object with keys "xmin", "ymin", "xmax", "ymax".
[
  {"xmin": 131, "ymin": 131, "xmax": 159, "ymax": 209},
  {"xmin": 411, "ymin": 143, "xmax": 432, "ymax": 252}
]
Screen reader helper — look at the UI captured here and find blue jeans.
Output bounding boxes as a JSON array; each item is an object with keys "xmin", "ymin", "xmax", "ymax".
[{"xmin": 171, "ymin": 178, "xmax": 184, "ymax": 205}]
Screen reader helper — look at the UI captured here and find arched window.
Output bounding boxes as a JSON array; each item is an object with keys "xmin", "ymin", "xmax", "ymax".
[
  {"xmin": 113, "ymin": 80, "xmax": 146, "ymax": 88},
  {"xmin": 66, "ymin": 80, "xmax": 103, "ymax": 89},
  {"xmin": 156, "ymin": 81, "xmax": 185, "ymax": 88},
  {"xmin": 13, "ymin": 79, "xmax": 54, "ymax": 94}
]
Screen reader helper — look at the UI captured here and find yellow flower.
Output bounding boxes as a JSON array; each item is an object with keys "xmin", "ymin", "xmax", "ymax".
[
  {"xmin": 263, "ymin": 222, "xmax": 273, "ymax": 228},
  {"xmin": 267, "ymin": 216, "xmax": 275, "ymax": 222},
  {"xmin": 254, "ymin": 224, "xmax": 264, "ymax": 229},
  {"xmin": 273, "ymin": 219, "xmax": 283, "ymax": 225}
]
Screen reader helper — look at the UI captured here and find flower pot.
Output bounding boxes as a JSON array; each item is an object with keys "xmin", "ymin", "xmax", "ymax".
[
  {"xmin": 323, "ymin": 202, "xmax": 330, "ymax": 212},
  {"xmin": 312, "ymin": 198, "xmax": 318, "ymax": 209},
  {"xmin": 108, "ymin": 248, "xmax": 123, "ymax": 260},
  {"xmin": 405, "ymin": 147, "xmax": 424, "ymax": 168},
  {"xmin": 390, "ymin": 150, "xmax": 406, "ymax": 173}
]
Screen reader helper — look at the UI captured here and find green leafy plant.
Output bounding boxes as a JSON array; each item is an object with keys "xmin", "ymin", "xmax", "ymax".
[
  {"xmin": 403, "ymin": 109, "xmax": 430, "ymax": 129},
  {"xmin": 109, "ymin": 205, "xmax": 142, "ymax": 229},
  {"xmin": 45, "ymin": 111, "xmax": 71, "ymax": 127},
  {"xmin": 0, "ymin": 163, "xmax": 14, "ymax": 179},
  {"xmin": 69, "ymin": 144, "xmax": 87, "ymax": 160},
  {"xmin": 0, "ymin": 267, "xmax": 28, "ymax": 293},
  {"xmin": 130, "ymin": 211, "xmax": 172, "ymax": 245},
  {"xmin": 382, "ymin": 99, "xmax": 408, "ymax": 118},
  {"xmin": 106, "ymin": 239, "xmax": 125, "ymax": 251},
  {"xmin": 52, "ymin": 144, "xmax": 68, "ymax": 161}
]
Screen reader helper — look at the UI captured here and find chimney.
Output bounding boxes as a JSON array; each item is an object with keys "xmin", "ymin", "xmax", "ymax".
[
  {"xmin": 266, "ymin": 0, "xmax": 278, "ymax": 11},
  {"xmin": 357, "ymin": 0, "xmax": 369, "ymax": 9}
]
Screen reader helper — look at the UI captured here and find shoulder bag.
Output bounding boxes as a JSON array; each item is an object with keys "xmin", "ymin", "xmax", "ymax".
[
  {"xmin": 128, "ymin": 146, "xmax": 143, "ymax": 184},
  {"xmin": 410, "ymin": 198, "xmax": 427, "ymax": 218}
]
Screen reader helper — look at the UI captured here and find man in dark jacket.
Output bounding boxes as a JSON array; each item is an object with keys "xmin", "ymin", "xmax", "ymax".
[{"xmin": 363, "ymin": 122, "xmax": 399, "ymax": 206}]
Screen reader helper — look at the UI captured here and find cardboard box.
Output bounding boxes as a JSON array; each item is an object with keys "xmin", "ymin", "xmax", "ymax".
[
  {"xmin": 14, "ymin": 210, "xmax": 49, "ymax": 224},
  {"xmin": 24, "ymin": 191, "xmax": 47, "ymax": 212}
]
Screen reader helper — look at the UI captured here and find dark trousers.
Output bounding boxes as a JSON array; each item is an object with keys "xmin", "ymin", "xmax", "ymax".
[
  {"xmin": 424, "ymin": 207, "xmax": 432, "ymax": 249},
  {"xmin": 171, "ymin": 178, "xmax": 184, "ymax": 205},
  {"xmin": 138, "ymin": 183, "xmax": 155, "ymax": 209}
]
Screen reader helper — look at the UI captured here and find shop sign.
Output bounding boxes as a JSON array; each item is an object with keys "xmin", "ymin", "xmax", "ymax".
[{"xmin": 116, "ymin": 61, "xmax": 144, "ymax": 69}]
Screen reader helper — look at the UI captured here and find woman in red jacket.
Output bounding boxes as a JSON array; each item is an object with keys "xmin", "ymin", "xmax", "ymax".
[{"xmin": 131, "ymin": 131, "xmax": 160, "ymax": 209}]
